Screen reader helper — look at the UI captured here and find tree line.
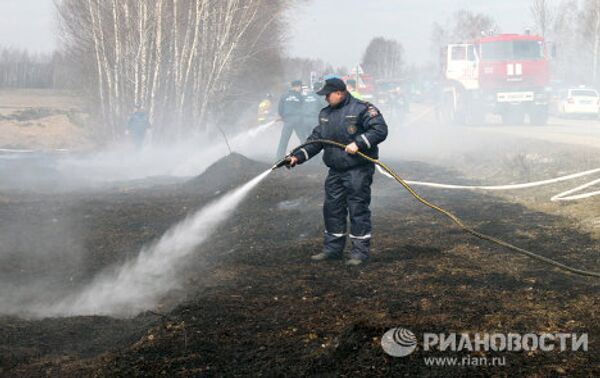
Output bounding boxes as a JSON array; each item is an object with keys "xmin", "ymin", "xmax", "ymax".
[{"xmin": 0, "ymin": 48, "xmax": 75, "ymax": 89}]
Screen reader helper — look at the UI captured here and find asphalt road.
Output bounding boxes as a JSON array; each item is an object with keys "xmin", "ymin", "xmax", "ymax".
[
  {"xmin": 402, "ymin": 103, "xmax": 600, "ymax": 150},
  {"xmin": 467, "ymin": 116, "xmax": 600, "ymax": 150}
]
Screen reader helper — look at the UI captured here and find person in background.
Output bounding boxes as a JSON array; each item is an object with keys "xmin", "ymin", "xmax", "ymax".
[
  {"xmin": 257, "ymin": 93, "xmax": 274, "ymax": 125},
  {"xmin": 276, "ymin": 80, "xmax": 306, "ymax": 159},
  {"xmin": 346, "ymin": 79, "xmax": 364, "ymax": 100},
  {"xmin": 302, "ymin": 81, "xmax": 327, "ymax": 136},
  {"xmin": 126, "ymin": 104, "xmax": 152, "ymax": 148}
]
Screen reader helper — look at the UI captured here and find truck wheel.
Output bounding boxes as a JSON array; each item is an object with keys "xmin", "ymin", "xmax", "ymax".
[
  {"xmin": 466, "ymin": 108, "xmax": 485, "ymax": 125},
  {"xmin": 529, "ymin": 108, "xmax": 549, "ymax": 125},
  {"xmin": 501, "ymin": 109, "xmax": 525, "ymax": 125},
  {"xmin": 440, "ymin": 92, "xmax": 458, "ymax": 125}
]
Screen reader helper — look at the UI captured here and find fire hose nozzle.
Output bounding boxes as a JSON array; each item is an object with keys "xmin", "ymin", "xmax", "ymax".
[{"xmin": 271, "ymin": 155, "xmax": 293, "ymax": 170}]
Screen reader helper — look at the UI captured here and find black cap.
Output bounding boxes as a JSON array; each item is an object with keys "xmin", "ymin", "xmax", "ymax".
[
  {"xmin": 291, "ymin": 80, "xmax": 303, "ymax": 87},
  {"xmin": 316, "ymin": 78, "xmax": 347, "ymax": 96}
]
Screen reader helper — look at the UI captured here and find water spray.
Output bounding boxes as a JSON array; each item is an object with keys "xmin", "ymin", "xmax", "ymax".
[{"xmin": 35, "ymin": 168, "xmax": 273, "ymax": 317}]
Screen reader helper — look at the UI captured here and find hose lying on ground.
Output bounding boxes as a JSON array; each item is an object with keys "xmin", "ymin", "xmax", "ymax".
[
  {"xmin": 386, "ymin": 105, "xmax": 600, "ymax": 201},
  {"xmin": 280, "ymin": 139, "xmax": 600, "ymax": 278},
  {"xmin": 376, "ymin": 166, "xmax": 600, "ymax": 202}
]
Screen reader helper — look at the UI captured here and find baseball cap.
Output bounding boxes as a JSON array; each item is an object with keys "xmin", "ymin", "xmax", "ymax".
[{"xmin": 316, "ymin": 78, "xmax": 347, "ymax": 96}]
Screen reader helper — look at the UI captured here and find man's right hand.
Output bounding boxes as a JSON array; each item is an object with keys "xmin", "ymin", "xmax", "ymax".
[{"xmin": 286, "ymin": 156, "xmax": 298, "ymax": 168}]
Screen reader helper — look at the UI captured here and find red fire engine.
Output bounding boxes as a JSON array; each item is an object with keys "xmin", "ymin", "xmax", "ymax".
[{"xmin": 440, "ymin": 33, "xmax": 552, "ymax": 125}]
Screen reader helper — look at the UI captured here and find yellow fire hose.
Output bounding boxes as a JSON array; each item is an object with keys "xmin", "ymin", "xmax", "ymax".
[{"xmin": 274, "ymin": 139, "xmax": 600, "ymax": 278}]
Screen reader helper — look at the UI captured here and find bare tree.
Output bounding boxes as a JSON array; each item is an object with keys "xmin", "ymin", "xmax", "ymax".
[
  {"xmin": 430, "ymin": 10, "xmax": 497, "ymax": 60},
  {"xmin": 361, "ymin": 37, "xmax": 404, "ymax": 81},
  {"xmin": 452, "ymin": 10, "xmax": 497, "ymax": 41},
  {"xmin": 530, "ymin": 0, "xmax": 556, "ymax": 37},
  {"xmin": 282, "ymin": 57, "xmax": 326, "ymax": 83},
  {"xmin": 583, "ymin": 0, "xmax": 600, "ymax": 84},
  {"xmin": 54, "ymin": 0, "xmax": 288, "ymax": 141},
  {"xmin": 430, "ymin": 22, "xmax": 448, "ymax": 57},
  {"xmin": 0, "ymin": 47, "xmax": 72, "ymax": 89}
]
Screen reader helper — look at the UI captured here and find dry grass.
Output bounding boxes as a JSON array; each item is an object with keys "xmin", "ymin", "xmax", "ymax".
[{"xmin": 0, "ymin": 89, "xmax": 93, "ymax": 151}]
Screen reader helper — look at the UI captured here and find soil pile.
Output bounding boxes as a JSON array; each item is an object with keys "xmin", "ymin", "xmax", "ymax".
[{"xmin": 182, "ymin": 152, "xmax": 269, "ymax": 195}]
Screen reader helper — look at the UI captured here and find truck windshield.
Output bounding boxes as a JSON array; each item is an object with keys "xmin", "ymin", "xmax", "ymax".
[{"xmin": 481, "ymin": 40, "xmax": 543, "ymax": 60}]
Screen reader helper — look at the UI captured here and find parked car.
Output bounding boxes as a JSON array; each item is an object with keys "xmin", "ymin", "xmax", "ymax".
[{"xmin": 556, "ymin": 88, "xmax": 600, "ymax": 118}]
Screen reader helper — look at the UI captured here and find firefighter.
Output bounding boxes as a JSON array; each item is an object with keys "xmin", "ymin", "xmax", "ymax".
[
  {"xmin": 302, "ymin": 81, "xmax": 327, "ymax": 136},
  {"xmin": 126, "ymin": 104, "xmax": 152, "ymax": 148},
  {"xmin": 257, "ymin": 93, "xmax": 273, "ymax": 124},
  {"xmin": 276, "ymin": 80, "xmax": 306, "ymax": 159},
  {"xmin": 286, "ymin": 78, "xmax": 388, "ymax": 266},
  {"xmin": 346, "ymin": 79, "xmax": 364, "ymax": 100}
]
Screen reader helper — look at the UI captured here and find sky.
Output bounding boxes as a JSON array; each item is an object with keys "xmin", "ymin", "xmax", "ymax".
[
  {"xmin": 287, "ymin": 0, "xmax": 533, "ymax": 67},
  {"xmin": 0, "ymin": 0, "xmax": 531, "ymax": 64},
  {"xmin": 0, "ymin": 0, "xmax": 56, "ymax": 53}
]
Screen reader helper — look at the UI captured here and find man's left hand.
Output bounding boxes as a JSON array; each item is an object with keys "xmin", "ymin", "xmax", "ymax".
[{"xmin": 345, "ymin": 142, "xmax": 359, "ymax": 155}]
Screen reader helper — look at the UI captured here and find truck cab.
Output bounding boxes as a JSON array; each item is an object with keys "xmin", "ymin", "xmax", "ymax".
[{"xmin": 440, "ymin": 33, "xmax": 550, "ymax": 125}]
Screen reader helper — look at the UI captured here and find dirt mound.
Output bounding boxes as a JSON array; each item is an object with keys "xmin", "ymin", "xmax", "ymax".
[{"xmin": 182, "ymin": 152, "xmax": 269, "ymax": 195}]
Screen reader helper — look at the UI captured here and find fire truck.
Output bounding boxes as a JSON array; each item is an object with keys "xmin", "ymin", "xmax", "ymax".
[
  {"xmin": 440, "ymin": 33, "xmax": 552, "ymax": 125},
  {"xmin": 343, "ymin": 65, "xmax": 376, "ymax": 100}
]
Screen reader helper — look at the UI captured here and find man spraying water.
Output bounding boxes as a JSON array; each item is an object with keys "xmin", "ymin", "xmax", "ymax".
[{"xmin": 283, "ymin": 78, "xmax": 388, "ymax": 266}]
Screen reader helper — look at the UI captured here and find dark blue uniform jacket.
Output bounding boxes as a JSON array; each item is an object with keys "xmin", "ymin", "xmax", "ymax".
[{"xmin": 293, "ymin": 93, "xmax": 388, "ymax": 171}]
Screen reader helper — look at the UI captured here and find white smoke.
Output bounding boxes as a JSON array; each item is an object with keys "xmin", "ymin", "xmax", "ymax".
[{"xmin": 53, "ymin": 120, "xmax": 280, "ymax": 185}]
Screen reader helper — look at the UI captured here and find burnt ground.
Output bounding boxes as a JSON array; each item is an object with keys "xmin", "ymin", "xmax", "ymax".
[{"xmin": 0, "ymin": 153, "xmax": 599, "ymax": 377}]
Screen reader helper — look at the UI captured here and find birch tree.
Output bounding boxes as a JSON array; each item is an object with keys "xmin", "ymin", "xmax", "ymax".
[{"xmin": 54, "ymin": 0, "xmax": 288, "ymax": 141}]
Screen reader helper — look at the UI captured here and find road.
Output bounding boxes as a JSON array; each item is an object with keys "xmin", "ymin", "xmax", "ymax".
[
  {"xmin": 467, "ymin": 117, "xmax": 600, "ymax": 150},
  {"xmin": 402, "ymin": 103, "xmax": 600, "ymax": 150}
]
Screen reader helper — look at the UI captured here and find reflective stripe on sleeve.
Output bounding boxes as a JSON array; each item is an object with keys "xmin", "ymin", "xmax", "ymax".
[
  {"xmin": 360, "ymin": 134, "xmax": 371, "ymax": 149},
  {"xmin": 300, "ymin": 148, "xmax": 309, "ymax": 160}
]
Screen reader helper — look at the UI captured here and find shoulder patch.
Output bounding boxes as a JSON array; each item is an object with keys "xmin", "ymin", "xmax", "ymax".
[{"xmin": 367, "ymin": 105, "xmax": 379, "ymax": 117}]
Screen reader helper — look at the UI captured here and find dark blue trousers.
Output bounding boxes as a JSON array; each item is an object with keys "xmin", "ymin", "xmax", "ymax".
[{"xmin": 322, "ymin": 163, "xmax": 375, "ymax": 260}]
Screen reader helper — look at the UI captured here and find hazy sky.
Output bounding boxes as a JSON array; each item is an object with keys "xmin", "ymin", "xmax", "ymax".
[
  {"xmin": 288, "ymin": 0, "xmax": 532, "ymax": 66},
  {"xmin": 0, "ymin": 0, "xmax": 56, "ymax": 53},
  {"xmin": 0, "ymin": 0, "xmax": 531, "ymax": 64}
]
